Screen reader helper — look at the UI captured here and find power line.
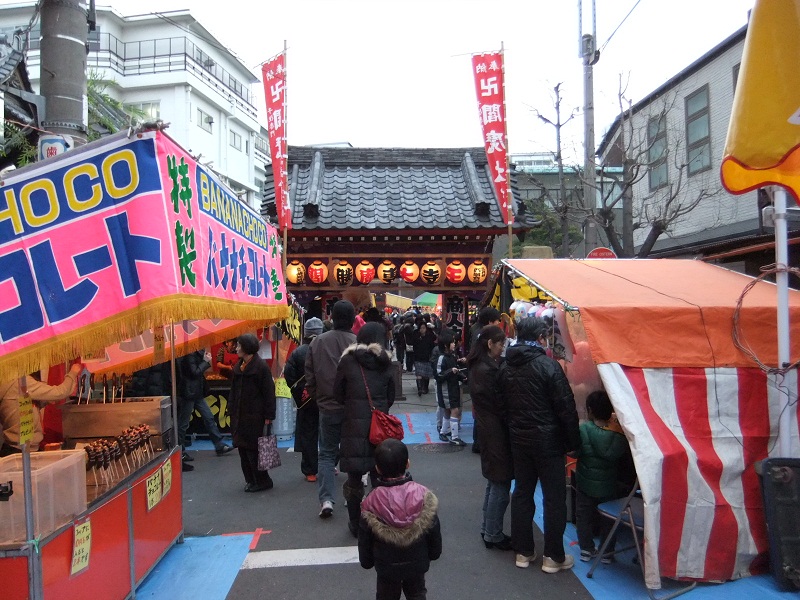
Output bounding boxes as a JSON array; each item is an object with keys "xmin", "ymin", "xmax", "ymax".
[{"xmin": 600, "ymin": 0, "xmax": 643, "ymax": 53}]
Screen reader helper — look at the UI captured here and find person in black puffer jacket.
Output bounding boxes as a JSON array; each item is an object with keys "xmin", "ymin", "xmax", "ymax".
[
  {"xmin": 499, "ymin": 317, "xmax": 580, "ymax": 573},
  {"xmin": 335, "ymin": 322, "xmax": 396, "ymax": 537}
]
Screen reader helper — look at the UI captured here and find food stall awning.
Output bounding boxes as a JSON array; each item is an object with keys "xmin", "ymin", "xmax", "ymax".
[
  {"xmin": 385, "ymin": 293, "xmax": 413, "ymax": 310},
  {"xmin": 0, "ymin": 129, "xmax": 289, "ymax": 382},
  {"xmin": 505, "ymin": 258, "xmax": 800, "ymax": 368}
]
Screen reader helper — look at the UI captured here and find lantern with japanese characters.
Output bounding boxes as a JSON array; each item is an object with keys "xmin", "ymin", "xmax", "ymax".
[
  {"xmin": 446, "ymin": 260, "xmax": 466, "ymax": 284},
  {"xmin": 378, "ymin": 260, "xmax": 397, "ymax": 284},
  {"xmin": 332, "ymin": 260, "xmax": 354, "ymax": 286},
  {"xmin": 286, "ymin": 260, "xmax": 306, "ymax": 285},
  {"xmin": 355, "ymin": 260, "xmax": 376, "ymax": 284},
  {"xmin": 420, "ymin": 261, "xmax": 442, "ymax": 285},
  {"xmin": 467, "ymin": 259, "xmax": 488, "ymax": 284},
  {"xmin": 308, "ymin": 260, "xmax": 328, "ymax": 285},
  {"xmin": 399, "ymin": 260, "xmax": 419, "ymax": 283}
]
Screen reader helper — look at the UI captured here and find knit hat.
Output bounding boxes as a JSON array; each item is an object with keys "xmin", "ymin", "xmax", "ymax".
[
  {"xmin": 331, "ymin": 300, "xmax": 356, "ymax": 330},
  {"xmin": 304, "ymin": 317, "xmax": 324, "ymax": 337}
]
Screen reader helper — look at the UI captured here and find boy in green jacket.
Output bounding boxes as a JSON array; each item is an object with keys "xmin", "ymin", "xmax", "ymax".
[{"xmin": 575, "ymin": 390, "xmax": 629, "ymax": 563}]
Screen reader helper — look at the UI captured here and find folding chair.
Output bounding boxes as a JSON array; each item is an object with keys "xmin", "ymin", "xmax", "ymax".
[{"xmin": 586, "ymin": 478, "xmax": 696, "ymax": 600}]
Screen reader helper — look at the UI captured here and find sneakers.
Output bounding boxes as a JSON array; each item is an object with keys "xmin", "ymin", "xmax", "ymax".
[
  {"xmin": 181, "ymin": 461, "xmax": 194, "ymax": 472},
  {"xmin": 515, "ymin": 552, "xmax": 537, "ymax": 568},
  {"xmin": 449, "ymin": 437, "xmax": 466, "ymax": 447},
  {"xmin": 541, "ymin": 554, "xmax": 575, "ymax": 573},
  {"xmin": 580, "ymin": 548, "xmax": 597, "ymax": 562},
  {"xmin": 438, "ymin": 432, "xmax": 451, "ymax": 442},
  {"xmin": 601, "ymin": 554, "xmax": 615, "ymax": 564},
  {"xmin": 215, "ymin": 444, "xmax": 234, "ymax": 456},
  {"xmin": 181, "ymin": 452, "xmax": 194, "ymax": 462},
  {"xmin": 305, "ymin": 474, "xmax": 317, "ymax": 482},
  {"xmin": 319, "ymin": 500, "xmax": 334, "ymax": 518}
]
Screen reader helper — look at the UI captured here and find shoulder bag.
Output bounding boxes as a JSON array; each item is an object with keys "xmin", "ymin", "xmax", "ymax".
[{"xmin": 360, "ymin": 366, "xmax": 404, "ymax": 446}]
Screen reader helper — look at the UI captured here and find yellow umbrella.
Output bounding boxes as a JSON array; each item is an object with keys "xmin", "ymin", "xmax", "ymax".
[{"xmin": 721, "ymin": 0, "xmax": 800, "ymax": 196}]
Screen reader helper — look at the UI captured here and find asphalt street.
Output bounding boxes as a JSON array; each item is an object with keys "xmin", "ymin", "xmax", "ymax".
[{"xmin": 175, "ymin": 370, "xmax": 594, "ymax": 600}]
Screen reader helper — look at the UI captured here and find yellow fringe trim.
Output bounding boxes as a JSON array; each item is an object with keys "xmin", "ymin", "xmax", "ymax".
[{"xmin": 0, "ymin": 296, "xmax": 289, "ymax": 382}]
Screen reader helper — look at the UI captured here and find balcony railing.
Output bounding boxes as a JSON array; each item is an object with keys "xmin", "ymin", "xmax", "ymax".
[{"xmin": 28, "ymin": 32, "xmax": 258, "ymax": 120}]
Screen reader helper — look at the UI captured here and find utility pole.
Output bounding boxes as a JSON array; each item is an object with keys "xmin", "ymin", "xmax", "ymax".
[
  {"xmin": 579, "ymin": 0, "xmax": 599, "ymax": 256},
  {"xmin": 39, "ymin": 0, "xmax": 89, "ymax": 156}
]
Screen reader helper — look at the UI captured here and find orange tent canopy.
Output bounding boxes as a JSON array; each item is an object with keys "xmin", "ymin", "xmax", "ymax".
[{"xmin": 505, "ymin": 259, "xmax": 800, "ymax": 368}]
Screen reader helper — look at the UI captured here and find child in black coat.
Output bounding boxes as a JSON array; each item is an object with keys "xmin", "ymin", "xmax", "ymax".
[{"xmin": 358, "ymin": 439, "xmax": 442, "ymax": 600}]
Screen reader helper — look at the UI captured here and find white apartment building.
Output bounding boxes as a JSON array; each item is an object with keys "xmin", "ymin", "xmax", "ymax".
[
  {"xmin": 0, "ymin": 3, "xmax": 271, "ymax": 210},
  {"xmin": 597, "ymin": 26, "xmax": 781, "ymax": 260}
]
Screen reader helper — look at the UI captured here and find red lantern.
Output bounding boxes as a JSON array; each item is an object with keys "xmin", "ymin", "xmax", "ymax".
[
  {"xmin": 467, "ymin": 259, "xmax": 488, "ymax": 284},
  {"xmin": 446, "ymin": 260, "xmax": 466, "ymax": 284},
  {"xmin": 355, "ymin": 260, "xmax": 376, "ymax": 284},
  {"xmin": 308, "ymin": 260, "xmax": 328, "ymax": 284},
  {"xmin": 399, "ymin": 260, "xmax": 419, "ymax": 283},
  {"xmin": 420, "ymin": 261, "xmax": 441, "ymax": 285},
  {"xmin": 378, "ymin": 260, "xmax": 397, "ymax": 284},
  {"xmin": 286, "ymin": 260, "xmax": 306, "ymax": 284},
  {"xmin": 332, "ymin": 260, "xmax": 354, "ymax": 286}
]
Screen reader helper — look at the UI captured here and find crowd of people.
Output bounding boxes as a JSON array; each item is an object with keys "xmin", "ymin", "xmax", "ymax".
[{"xmin": 0, "ymin": 299, "xmax": 632, "ymax": 600}]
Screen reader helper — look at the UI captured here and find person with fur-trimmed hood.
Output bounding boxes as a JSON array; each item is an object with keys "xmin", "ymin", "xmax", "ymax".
[
  {"xmin": 334, "ymin": 322, "xmax": 395, "ymax": 537},
  {"xmin": 359, "ymin": 439, "xmax": 442, "ymax": 600}
]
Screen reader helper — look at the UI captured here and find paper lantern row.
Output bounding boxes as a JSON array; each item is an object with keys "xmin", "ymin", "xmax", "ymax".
[{"xmin": 285, "ymin": 259, "xmax": 489, "ymax": 286}]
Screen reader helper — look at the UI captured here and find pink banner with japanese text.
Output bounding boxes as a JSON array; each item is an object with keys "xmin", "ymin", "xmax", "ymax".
[
  {"xmin": 0, "ymin": 130, "xmax": 288, "ymax": 382},
  {"xmin": 472, "ymin": 51, "xmax": 512, "ymax": 225},
  {"xmin": 262, "ymin": 52, "xmax": 291, "ymax": 231}
]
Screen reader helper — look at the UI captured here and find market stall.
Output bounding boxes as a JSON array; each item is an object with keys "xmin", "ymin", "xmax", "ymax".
[
  {"xmin": 0, "ymin": 127, "xmax": 288, "ymax": 600},
  {"xmin": 486, "ymin": 258, "xmax": 800, "ymax": 589}
]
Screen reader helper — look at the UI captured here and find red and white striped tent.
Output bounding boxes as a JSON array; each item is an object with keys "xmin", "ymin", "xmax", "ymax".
[{"xmin": 502, "ymin": 259, "xmax": 800, "ymax": 589}]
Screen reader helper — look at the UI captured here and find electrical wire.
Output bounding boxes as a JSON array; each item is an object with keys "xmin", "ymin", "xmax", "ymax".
[{"xmin": 599, "ymin": 0, "xmax": 644, "ymax": 53}]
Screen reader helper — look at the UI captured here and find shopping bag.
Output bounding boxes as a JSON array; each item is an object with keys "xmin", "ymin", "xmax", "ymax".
[
  {"xmin": 368, "ymin": 409, "xmax": 405, "ymax": 446},
  {"xmin": 257, "ymin": 424, "xmax": 281, "ymax": 470}
]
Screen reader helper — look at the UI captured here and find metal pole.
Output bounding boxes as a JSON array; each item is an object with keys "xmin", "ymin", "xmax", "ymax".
[
  {"xmin": 39, "ymin": 0, "xmax": 88, "ymax": 150},
  {"xmin": 582, "ymin": 32, "xmax": 597, "ymax": 255},
  {"xmin": 501, "ymin": 41, "xmax": 513, "ymax": 258},
  {"xmin": 773, "ymin": 187, "xmax": 791, "ymax": 457}
]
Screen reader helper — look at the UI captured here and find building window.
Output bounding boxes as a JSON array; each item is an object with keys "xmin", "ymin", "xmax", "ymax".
[
  {"xmin": 686, "ymin": 85, "xmax": 711, "ymax": 175},
  {"xmin": 254, "ymin": 136, "xmax": 269, "ymax": 154},
  {"xmin": 198, "ymin": 108, "xmax": 213, "ymax": 133},
  {"xmin": 648, "ymin": 115, "xmax": 668, "ymax": 190},
  {"xmin": 230, "ymin": 130, "xmax": 242, "ymax": 150},
  {"xmin": 124, "ymin": 101, "xmax": 160, "ymax": 120}
]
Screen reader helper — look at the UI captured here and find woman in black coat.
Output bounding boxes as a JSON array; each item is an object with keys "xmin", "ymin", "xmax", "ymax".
[
  {"xmin": 334, "ymin": 322, "xmax": 396, "ymax": 537},
  {"xmin": 229, "ymin": 333, "xmax": 276, "ymax": 492},
  {"xmin": 466, "ymin": 325, "xmax": 513, "ymax": 550}
]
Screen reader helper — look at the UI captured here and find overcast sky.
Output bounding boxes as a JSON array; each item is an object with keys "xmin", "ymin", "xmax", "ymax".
[{"xmin": 5, "ymin": 0, "xmax": 755, "ymax": 159}]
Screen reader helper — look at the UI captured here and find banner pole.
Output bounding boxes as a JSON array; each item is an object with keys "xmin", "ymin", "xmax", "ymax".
[
  {"xmin": 501, "ymin": 41, "xmax": 513, "ymax": 258},
  {"xmin": 283, "ymin": 38, "xmax": 289, "ymax": 273}
]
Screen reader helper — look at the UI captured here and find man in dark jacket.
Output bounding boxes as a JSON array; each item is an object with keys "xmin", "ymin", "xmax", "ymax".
[
  {"xmin": 305, "ymin": 300, "xmax": 357, "ymax": 518},
  {"xmin": 177, "ymin": 349, "xmax": 233, "ymax": 471},
  {"xmin": 284, "ymin": 317, "xmax": 324, "ymax": 482},
  {"xmin": 499, "ymin": 317, "xmax": 580, "ymax": 574},
  {"xmin": 359, "ymin": 439, "xmax": 441, "ymax": 600}
]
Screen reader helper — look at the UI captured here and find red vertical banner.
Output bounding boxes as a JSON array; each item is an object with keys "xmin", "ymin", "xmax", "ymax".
[
  {"xmin": 262, "ymin": 53, "xmax": 291, "ymax": 230},
  {"xmin": 471, "ymin": 51, "xmax": 512, "ymax": 225}
]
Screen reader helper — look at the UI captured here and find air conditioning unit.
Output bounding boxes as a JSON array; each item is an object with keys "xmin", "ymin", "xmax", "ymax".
[{"xmin": 205, "ymin": 116, "xmax": 214, "ymax": 124}]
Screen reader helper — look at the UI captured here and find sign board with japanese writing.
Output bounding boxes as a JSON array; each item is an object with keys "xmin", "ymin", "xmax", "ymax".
[
  {"xmin": 145, "ymin": 470, "xmax": 162, "ymax": 511},
  {"xmin": 18, "ymin": 391, "xmax": 33, "ymax": 445},
  {"xmin": 161, "ymin": 459, "xmax": 172, "ymax": 498},
  {"xmin": 70, "ymin": 520, "xmax": 92, "ymax": 576},
  {"xmin": 0, "ymin": 130, "xmax": 289, "ymax": 382}
]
